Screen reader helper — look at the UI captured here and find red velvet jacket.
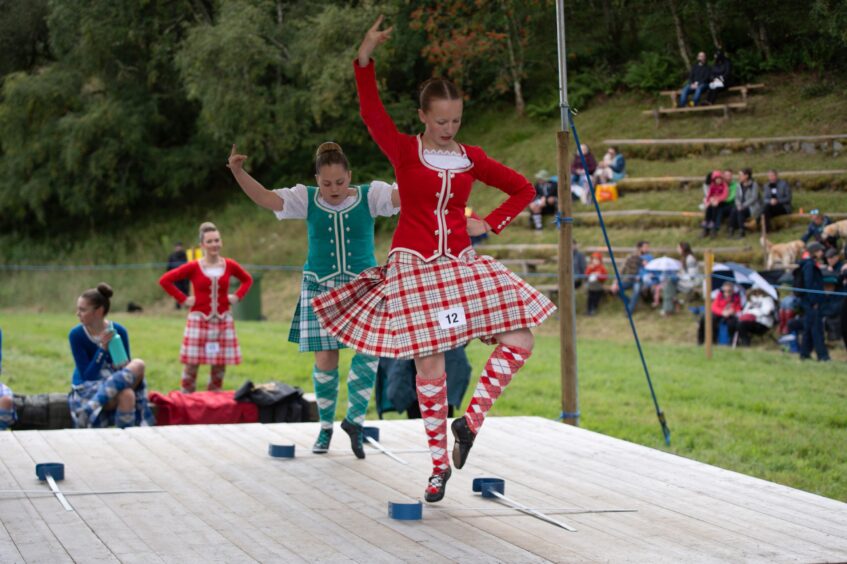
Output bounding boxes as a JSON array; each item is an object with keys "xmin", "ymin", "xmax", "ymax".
[
  {"xmin": 159, "ymin": 259, "xmax": 252, "ymax": 318},
  {"xmin": 355, "ymin": 59, "xmax": 534, "ymax": 262}
]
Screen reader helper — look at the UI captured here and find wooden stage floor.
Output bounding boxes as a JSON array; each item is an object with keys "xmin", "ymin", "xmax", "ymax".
[{"xmin": 2, "ymin": 416, "xmax": 846, "ymax": 563}]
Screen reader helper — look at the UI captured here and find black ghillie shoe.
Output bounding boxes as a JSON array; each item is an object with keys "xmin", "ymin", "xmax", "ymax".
[
  {"xmin": 341, "ymin": 418, "xmax": 365, "ymax": 459},
  {"xmin": 312, "ymin": 428, "xmax": 332, "ymax": 454},
  {"xmin": 424, "ymin": 467, "xmax": 452, "ymax": 503},
  {"xmin": 451, "ymin": 416, "xmax": 476, "ymax": 469}
]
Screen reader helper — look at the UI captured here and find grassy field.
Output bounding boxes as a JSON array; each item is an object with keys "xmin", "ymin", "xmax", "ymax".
[{"xmin": 2, "ymin": 311, "xmax": 845, "ymax": 502}]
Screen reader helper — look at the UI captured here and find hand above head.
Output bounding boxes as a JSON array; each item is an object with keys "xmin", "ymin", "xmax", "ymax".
[
  {"xmin": 358, "ymin": 15, "xmax": 393, "ymax": 67},
  {"xmin": 227, "ymin": 144, "xmax": 248, "ymax": 175}
]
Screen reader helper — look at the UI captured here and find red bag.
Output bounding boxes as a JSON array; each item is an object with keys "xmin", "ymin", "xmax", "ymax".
[
  {"xmin": 148, "ymin": 390, "xmax": 258, "ymax": 425},
  {"xmin": 739, "ymin": 313, "xmax": 756, "ymax": 323}
]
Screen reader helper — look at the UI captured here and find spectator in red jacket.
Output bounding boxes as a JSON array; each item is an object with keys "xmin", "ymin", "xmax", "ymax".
[
  {"xmin": 702, "ymin": 170, "xmax": 728, "ymax": 238},
  {"xmin": 698, "ymin": 281, "xmax": 742, "ymax": 344},
  {"xmin": 585, "ymin": 252, "xmax": 609, "ymax": 316}
]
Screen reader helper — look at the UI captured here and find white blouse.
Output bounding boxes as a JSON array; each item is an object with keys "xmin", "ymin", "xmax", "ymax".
[
  {"xmin": 423, "ymin": 149, "xmax": 471, "ymax": 171},
  {"xmin": 272, "ymin": 181, "xmax": 399, "ymax": 220}
]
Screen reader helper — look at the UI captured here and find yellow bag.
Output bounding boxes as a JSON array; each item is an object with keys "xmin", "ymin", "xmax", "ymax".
[{"xmin": 595, "ymin": 183, "xmax": 618, "ymax": 203}]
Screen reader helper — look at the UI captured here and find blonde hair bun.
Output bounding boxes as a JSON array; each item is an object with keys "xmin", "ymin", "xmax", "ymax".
[{"xmin": 198, "ymin": 221, "xmax": 218, "ymax": 243}]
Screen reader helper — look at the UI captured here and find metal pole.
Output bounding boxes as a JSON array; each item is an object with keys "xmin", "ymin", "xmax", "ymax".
[
  {"xmin": 704, "ymin": 250, "xmax": 714, "ymax": 359},
  {"xmin": 555, "ymin": 0, "xmax": 578, "ymax": 426}
]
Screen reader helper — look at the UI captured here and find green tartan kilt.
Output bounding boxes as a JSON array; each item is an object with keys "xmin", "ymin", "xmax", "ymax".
[{"xmin": 288, "ymin": 273, "xmax": 354, "ymax": 352}]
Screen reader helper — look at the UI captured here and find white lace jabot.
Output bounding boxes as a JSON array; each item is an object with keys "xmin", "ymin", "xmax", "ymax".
[{"xmin": 423, "ymin": 149, "xmax": 471, "ymax": 171}]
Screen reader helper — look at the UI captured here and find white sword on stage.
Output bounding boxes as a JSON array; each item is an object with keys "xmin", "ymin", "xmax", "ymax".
[{"xmin": 486, "ymin": 490, "xmax": 577, "ymax": 532}]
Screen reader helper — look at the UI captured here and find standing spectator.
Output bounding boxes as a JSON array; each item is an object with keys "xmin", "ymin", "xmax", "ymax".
[
  {"xmin": 761, "ymin": 170, "xmax": 792, "ymax": 232},
  {"xmin": 798, "ymin": 242, "xmax": 829, "ymax": 361},
  {"xmin": 800, "ymin": 209, "xmax": 832, "ymax": 245},
  {"xmin": 573, "ymin": 239, "xmax": 587, "ymax": 289},
  {"xmin": 166, "ymin": 241, "xmax": 190, "ymax": 309},
  {"xmin": 705, "ymin": 50, "xmax": 732, "ymax": 105},
  {"xmin": 678, "ymin": 51, "xmax": 711, "ymax": 107},
  {"xmin": 528, "ymin": 170, "xmax": 558, "ymax": 231},
  {"xmin": 821, "ymin": 248, "xmax": 844, "ymax": 342},
  {"xmin": 737, "ymin": 288, "xmax": 776, "ymax": 346},
  {"xmin": 585, "ymin": 252, "xmax": 608, "ymax": 316},
  {"xmin": 697, "ymin": 281, "xmax": 742, "ymax": 345},
  {"xmin": 728, "ymin": 168, "xmax": 761, "ymax": 238},
  {"xmin": 610, "ymin": 241, "xmax": 650, "ymax": 314},
  {"xmin": 570, "ymin": 144, "xmax": 597, "ymax": 203},
  {"xmin": 716, "ymin": 169, "xmax": 738, "ymax": 234},
  {"xmin": 701, "ymin": 170, "xmax": 728, "ymax": 237},
  {"xmin": 675, "ymin": 242, "xmax": 701, "ymax": 303},
  {"xmin": 594, "ymin": 147, "xmax": 626, "ymax": 184}
]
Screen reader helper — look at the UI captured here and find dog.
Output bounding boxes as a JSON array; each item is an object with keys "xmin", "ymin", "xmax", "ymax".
[
  {"xmin": 822, "ymin": 219, "xmax": 847, "ymax": 241},
  {"xmin": 761, "ymin": 238, "xmax": 805, "ymax": 270}
]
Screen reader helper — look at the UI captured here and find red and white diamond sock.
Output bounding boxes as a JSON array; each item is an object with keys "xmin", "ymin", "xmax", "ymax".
[
  {"xmin": 416, "ymin": 373, "xmax": 450, "ymax": 474},
  {"xmin": 464, "ymin": 344, "xmax": 531, "ymax": 434}
]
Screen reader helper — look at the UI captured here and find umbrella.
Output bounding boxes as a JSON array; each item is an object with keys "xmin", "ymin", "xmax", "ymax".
[
  {"xmin": 644, "ymin": 256, "xmax": 681, "ymax": 272},
  {"xmin": 712, "ymin": 262, "xmax": 778, "ymax": 299}
]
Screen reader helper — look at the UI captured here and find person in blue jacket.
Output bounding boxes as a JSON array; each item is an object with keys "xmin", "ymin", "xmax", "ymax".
[
  {"xmin": 69, "ymin": 283, "xmax": 155, "ymax": 428},
  {"xmin": 798, "ymin": 243, "xmax": 830, "ymax": 362}
]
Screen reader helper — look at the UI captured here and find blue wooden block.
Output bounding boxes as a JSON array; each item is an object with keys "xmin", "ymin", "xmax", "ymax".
[
  {"xmin": 388, "ymin": 501, "xmax": 422, "ymax": 520},
  {"xmin": 268, "ymin": 444, "xmax": 295, "ymax": 458},
  {"xmin": 35, "ymin": 462, "xmax": 65, "ymax": 481}
]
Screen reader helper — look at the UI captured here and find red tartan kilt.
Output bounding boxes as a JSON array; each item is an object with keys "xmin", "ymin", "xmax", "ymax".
[
  {"xmin": 312, "ymin": 250, "xmax": 556, "ymax": 359},
  {"xmin": 180, "ymin": 315, "xmax": 242, "ymax": 365}
]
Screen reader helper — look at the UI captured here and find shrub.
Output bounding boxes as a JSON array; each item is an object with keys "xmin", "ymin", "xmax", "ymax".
[{"xmin": 623, "ymin": 52, "xmax": 679, "ymax": 92}]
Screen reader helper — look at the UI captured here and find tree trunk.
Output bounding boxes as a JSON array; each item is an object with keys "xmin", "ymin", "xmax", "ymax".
[
  {"xmin": 705, "ymin": 0, "xmax": 722, "ymax": 49},
  {"xmin": 501, "ymin": 0, "xmax": 526, "ymax": 116},
  {"xmin": 757, "ymin": 21, "xmax": 771, "ymax": 60},
  {"xmin": 668, "ymin": 0, "xmax": 692, "ymax": 68}
]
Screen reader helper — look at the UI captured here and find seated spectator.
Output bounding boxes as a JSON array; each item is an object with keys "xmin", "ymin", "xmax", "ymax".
[
  {"xmin": 800, "ymin": 209, "xmax": 832, "ymax": 245},
  {"xmin": 69, "ymin": 283, "xmax": 156, "ymax": 428},
  {"xmin": 737, "ymin": 288, "xmax": 776, "ymax": 346},
  {"xmin": 705, "ymin": 50, "xmax": 732, "ymax": 105},
  {"xmin": 585, "ymin": 252, "xmax": 609, "ymax": 316},
  {"xmin": 570, "ymin": 144, "xmax": 597, "ymax": 204},
  {"xmin": 716, "ymin": 169, "xmax": 738, "ymax": 233},
  {"xmin": 701, "ymin": 170, "xmax": 728, "ymax": 237},
  {"xmin": 0, "ymin": 382, "xmax": 14, "ymax": 430},
  {"xmin": 573, "ymin": 240, "xmax": 587, "ymax": 289},
  {"xmin": 528, "ymin": 170, "xmax": 558, "ymax": 231},
  {"xmin": 610, "ymin": 240, "xmax": 651, "ymax": 314},
  {"xmin": 728, "ymin": 168, "xmax": 762, "ymax": 238},
  {"xmin": 698, "ymin": 281, "xmax": 742, "ymax": 344},
  {"xmin": 594, "ymin": 147, "xmax": 626, "ymax": 184},
  {"xmin": 761, "ymin": 170, "xmax": 792, "ymax": 232},
  {"xmin": 678, "ymin": 51, "xmax": 710, "ymax": 107}
]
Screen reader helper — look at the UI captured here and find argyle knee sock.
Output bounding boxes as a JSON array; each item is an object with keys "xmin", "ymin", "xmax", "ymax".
[
  {"xmin": 208, "ymin": 365, "xmax": 225, "ymax": 391},
  {"xmin": 181, "ymin": 364, "xmax": 198, "ymax": 393},
  {"xmin": 464, "ymin": 344, "xmax": 531, "ymax": 434},
  {"xmin": 416, "ymin": 374, "xmax": 449, "ymax": 474},
  {"xmin": 313, "ymin": 366, "xmax": 339, "ymax": 431},
  {"xmin": 345, "ymin": 354, "xmax": 378, "ymax": 426},
  {"xmin": 0, "ymin": 408, "xmax": 14, "ymax": 430},
  {"xmin": 115, "ymin": 409, "xmax": 135, "ymax": 429}
]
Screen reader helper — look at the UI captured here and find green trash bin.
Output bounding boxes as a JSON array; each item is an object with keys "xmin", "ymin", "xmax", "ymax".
[{"xmin": 232, "ymin": 272, "xmax": 262, "ymax": 321}]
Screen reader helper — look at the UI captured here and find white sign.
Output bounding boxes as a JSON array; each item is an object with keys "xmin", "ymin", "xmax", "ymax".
[{"xmin": 437, "ymin": 307, "xmax": 467, "ymax": 330}]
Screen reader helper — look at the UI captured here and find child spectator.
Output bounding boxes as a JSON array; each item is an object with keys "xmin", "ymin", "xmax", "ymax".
[
  {"xmin": 585, "ymin": 252, "xmax": 608, "ymax": 316},
  {"xmin": 528, "ymin": 170, "xmax": 558, "ymax": 231},
  {"xmin": 716, "ymin": 169, "xmax": 738, "ymax": 234},
  {"xmin": 697, "ymin": 281, "xmax": 741, "ymax": 344},
  {"xmin": 594, "ymin": 147, "xmax": 626, "ymax": 184},
  {"xmin": 702, "ymin": 170, "xmax": 728, "ymax": 237}
]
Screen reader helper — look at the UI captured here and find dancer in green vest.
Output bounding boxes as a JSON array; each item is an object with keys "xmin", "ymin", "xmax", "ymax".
[{"xmin": 229, "ymin": 142, "xmax": 399, "ymax": 457}]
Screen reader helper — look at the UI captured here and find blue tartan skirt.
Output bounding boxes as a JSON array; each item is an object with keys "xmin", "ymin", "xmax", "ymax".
[{"xmin": 68, "ymin": 368, "xmax": 156, "ymax": 428}]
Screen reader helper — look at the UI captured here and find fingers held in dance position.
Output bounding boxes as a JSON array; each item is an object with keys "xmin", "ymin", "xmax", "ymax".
[
  {"xmin": 357, "ymin": 15, "xmax": 393, "ymax": 66},
  {"xmin": 227, "ymin": 144, "xmax": 248, "ymax": 172}
]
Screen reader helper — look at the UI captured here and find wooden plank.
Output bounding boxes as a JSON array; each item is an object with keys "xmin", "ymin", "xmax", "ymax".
[
  {"xmin": 604, "ymin": 133, "xmax": 847, "ymax": 146},
  {"xmin": 0, "ymin": 432, "xmax": 119, "ymax": 562},
  {"xmin": 215, "ymin": 422, "xmax": 548, "ymax": 563},
  {"xmin": 658, "ymin": 84, "xmax": 765, "ymax": 96},
  {"xmin": 0, "ymin": 435, "xmax": 72, "ymax": 563}
]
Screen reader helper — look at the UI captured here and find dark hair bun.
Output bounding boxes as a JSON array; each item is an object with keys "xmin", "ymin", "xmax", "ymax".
[
  {"xmin": 316, "ymin": 142, "xmax": 344, "ymax": 158},
  {"xmin": 96, "ymin": 283, "xmax": 114, "ymax": 299}
]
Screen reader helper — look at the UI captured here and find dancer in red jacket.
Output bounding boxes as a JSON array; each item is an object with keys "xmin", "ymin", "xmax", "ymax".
[
  {"xmin": 160, "ymin": 222, "xmax": 252, "ymax": 393},
  {"xmin": 313, "ymin": 17, "xmax": 556, "ymax": 502}
]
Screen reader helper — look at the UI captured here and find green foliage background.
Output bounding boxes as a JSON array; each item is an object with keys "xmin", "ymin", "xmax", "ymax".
[{"xmin": 0, "ymin": 0, "xmax": 845, "ymax": 234}]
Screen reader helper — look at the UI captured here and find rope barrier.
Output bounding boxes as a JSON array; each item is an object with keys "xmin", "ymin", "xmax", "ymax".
[
  {"xmin": 711, "ymin": 272, "xmax": 847, "ymax": 297},
  {"xmin": 569, "ymin": 110, "xmax": 671, "ymax": 446}
]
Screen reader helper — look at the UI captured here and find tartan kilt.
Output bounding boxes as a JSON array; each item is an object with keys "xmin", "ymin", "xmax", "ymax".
[
  {"xmin": 180, "ymin": 314, "xmax": 241, "ymax": 365},
  {"xmin": 312, "ymin": 250, "xmax": 556, "ymax": 359},
  {"xmin": 288, "ymin": 273, "xmax": 354, "ymax": 352}
]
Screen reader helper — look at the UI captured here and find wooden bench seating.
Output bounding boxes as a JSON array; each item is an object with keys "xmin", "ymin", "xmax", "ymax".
[
  {"xmin": 659, "ymin": 83, "xmax": 765, "ymax": 107},
  {"xmin": 643, "ymin": 83, "xmax": 765, "ymax": 124}
]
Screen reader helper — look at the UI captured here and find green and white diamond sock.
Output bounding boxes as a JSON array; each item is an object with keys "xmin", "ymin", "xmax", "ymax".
[
  {"xmin": 344, "ymin": 353, "xmax": 378, "ymax": 425},
  {"xmin": 312, "ymin": 366, "xmax": 339, "ymax": 430}
]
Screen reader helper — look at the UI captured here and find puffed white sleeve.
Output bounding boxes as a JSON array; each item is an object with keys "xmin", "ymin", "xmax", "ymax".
[
  {"xmin": 367, "ymin": 180, "xmax": 400, "ymax": 217},
  {"xmin": 271, "ymin": 184, "xmax": 309, "ymax": 220}
]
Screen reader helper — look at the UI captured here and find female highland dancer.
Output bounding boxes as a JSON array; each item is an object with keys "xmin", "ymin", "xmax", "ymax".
[
  {"xmin": 68, "ymin": 283, "xmax": 155, "ymax": 428},
  {"xmin": 228, "ymin": 142, "xmax": 400, "ymax": 458},
  {"xmin": 312, "ymin": 17, "xmax": 556, "ymax": 502},
  {"xmin": 159, "ymin": 222, "xmax": 253, "ymax": 393}
]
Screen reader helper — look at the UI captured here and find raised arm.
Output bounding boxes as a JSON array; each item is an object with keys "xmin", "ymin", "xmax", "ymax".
[
  {"xmin": 354, "ymin": 16, "xmax": 403, "ymax": 165},
  {"xmin": 228, "ymin": 145, "xmax": 284, "ymax": 212}
]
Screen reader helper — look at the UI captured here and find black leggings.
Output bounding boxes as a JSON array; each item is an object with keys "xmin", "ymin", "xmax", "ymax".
[{"xmin": 842, "ymin": 297, "xmax": 847, "ymax": 351}]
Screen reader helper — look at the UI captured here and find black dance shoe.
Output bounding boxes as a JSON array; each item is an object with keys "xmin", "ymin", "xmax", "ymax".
[
  {"xmin": 341, "ymin": 418, "xmax": 365, "ymax": 459},
  {"xmin": 424, "ymin": 467, "xmax": 452, "ymax": 503},
  {"xmin": 451, "ymin": 416, "xmax": 477, "ymax": 469}
]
